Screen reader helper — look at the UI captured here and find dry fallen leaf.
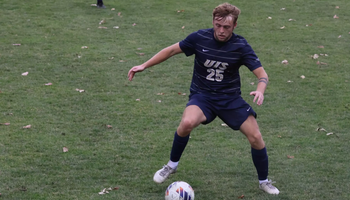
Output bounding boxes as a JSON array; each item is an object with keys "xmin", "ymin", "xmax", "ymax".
[
  {"xmin": 111, "ymin": 8, "xmax": 115, "ymax": 11},
  {"xmin": 280, "ymin": 8, "xmax": 286, "ymax": 10},
  {"xmin": 98, "ymin": 26, "xmax": 108, "ymax": 29},
  {"xmin": 287, "ymin": 155, "xmax": 294, "ymax": 159},
  {"xmin": 280, "ymin": 26, "xmax": 285, "ymax": 29},
  {"xmin": 137, "ymin": 53, "xmax": 145, "ymax": 56},
  {"xmin": 118, "ymin": 12, "xmax": 122, "ymax": 16},
  {"xmin": 157, "ymin": 93, "xmax": 164, "ymax": 95},
  {"xmin": 63, "ymin": 147, "xmax": 68, "ymax": 152},
  {"xmin": 178, "ymin": 92, "xmax": 186, "ymax": 96},
  {"xmin": 288, "ymin": 19, "xmax": 294, "ymax": 21},
  {"xmin": 157, "ymin": 100, "xmax": 162, "ymax": 103},
  {"xmin": 113, "ymin": 26, "xmax": 119, "ymax": 29},
  {"xmin": 267, "ymin": 16, "xmax": 272, "ymax": 19},
  {"xmin": 99, "ymin": 188, "xmax": 107, "ymax": 195},
  {"xmin": 287, "ymin": 80, "xmax": 293, "ymax": 83},
  {"xmin": 136, "ymin": 99, "xmax": 140, "ymax": 101},
  {"xmin": 326, "ymin": 132, "xmax": 333, "ymax": 136},
  {"xmin": 75, "ymin": 88, "xmax": 85, "ymax": 93},
  {"xmin": 238, "ymin": 194, "xmax": 245, "ymax": 199},
  {"xmin": 316, "ymin": 61, "xmax": 327, "ymax": 65},
  {"xmin": 22, "ymin": 72, "xmax": 29, "ymax": 76},
  {"xmin": 107, "ymin": 125, "xmax": 112, "ymax": 128},
  {"xmin": 45, "ymin": 83, "xmax": 52, "ymax": 86},
  {"xmin": 300, "ymin": 75, "xmax": 305, "ymax": 79},
  {"xmin": 317, "ymin": 46, "xmax": 324, "ymax": 48},
  {"xmin": 338, "ymin": 35, "xmax": 342, "ymax": 38},
  {"xmin": 316, "ymin": 127, "xmax": 327, "ymax": 132},
  {"xmin": 13, "ymin": 44, "xmax": 21, "ymax": 46},
  {"xmin": 182, "ymin": 26, "xmax": 185, "ymax": 29},
  {"xmin": 250, "ymin": 82, "xmax": 255, "ymax": 85},
  {"xmin": 99, "ymin": 19, "xmax": 106, "ymax": 25},
  {"xmin": 99, "ymin": 187, "xmax": 114, "ymax": 195},
  {"xmin": 119, "ymin": 60, "xmax": 126, "ymax": 62},
  {"xmin": 312, "ymin": 54, "xmax": 319, "ymax": 59},
  {"xmin": 0, "ymin": 123, "xmax": 10, "ymax": 126},
  {"xmin": 333, "ymin": 15, "xmax": 339, "ymax": 19},
  {"xmin": 91, "ymin": 4, "xmax": 97, "ymax": 6},
  {"xmin": 221, "ymin": 123, "xmax": 228, "ymax": 127},
  {"xmin": 23, "ymin": 125, "xmax": 31, "ymax": 129},
  {"xmin": 335, "ymin": 6, "xmax": 339, "ymax": 9},
  {"xmin": 113, "ymin": 187, "xmax": 119, "ymax": 190},
  {"xmin": 132, "ymin": 23, "xmax": 136, "ymax": 26},
  {"xmin": 281, "ymin": 60, "xmax": 288, "ymax": 64},
  {"xmin": 177, "ymin": 10, "xmax": 185, "ymax": 13},
  {"xmin": 81, "ymin": 46, "xmax": 88, "ymax": 49}
]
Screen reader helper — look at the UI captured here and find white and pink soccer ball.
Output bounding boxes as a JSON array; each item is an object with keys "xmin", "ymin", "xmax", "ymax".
[{"xmin": 165, "ymin": 181, "xmax": 195, "ymax": 200}]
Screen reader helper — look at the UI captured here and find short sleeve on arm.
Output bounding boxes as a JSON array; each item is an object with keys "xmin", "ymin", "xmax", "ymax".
[
  {"xmin": 241, "ymin": 43, "xmax": 262, "ymax": 71},
  {"xmin": 179, "ymin": 31, "xmax": 198, "ymax": 57}
]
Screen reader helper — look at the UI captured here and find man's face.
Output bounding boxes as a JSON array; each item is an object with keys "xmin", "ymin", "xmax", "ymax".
[{"xmin": 213, "ymin": 16, "xmax": 237, "ymax": 42}]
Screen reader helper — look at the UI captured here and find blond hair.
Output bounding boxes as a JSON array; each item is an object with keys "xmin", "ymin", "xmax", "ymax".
[{"xmin": 213, "ymin": 3, "xmax": 241, "ymax": 24}]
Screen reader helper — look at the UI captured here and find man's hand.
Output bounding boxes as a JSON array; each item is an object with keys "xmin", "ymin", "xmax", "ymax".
[
  {"xmin": 128, "ymin": 65, "xmax": 146, "ymax": 81},
  {"xmin": 250, "ymin": 91, "xmax": 264, "ymax": 105},
  {"xmin": 127, "ymin": 43, "xmax": 183, "ymax": 81}
]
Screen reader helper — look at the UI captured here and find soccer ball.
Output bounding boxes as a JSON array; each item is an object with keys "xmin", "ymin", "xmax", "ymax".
[{"xmin": 165, "ymin": 181, "xmax": 195, "ymax": 200}]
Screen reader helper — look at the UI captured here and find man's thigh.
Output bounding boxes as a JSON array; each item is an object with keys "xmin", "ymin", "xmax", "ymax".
[
  {"xmin": 186, "ymin": 93, "xmax": 217, "ymax": 124},
  {"xmin": 218, "ymin": 97, "xmax": 256, "ymax": 130}
]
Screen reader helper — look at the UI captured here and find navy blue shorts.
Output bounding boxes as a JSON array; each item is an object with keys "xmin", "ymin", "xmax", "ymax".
[{"xmin": 186, "ymin": 93, "xmax": 257, "ymax": 130}]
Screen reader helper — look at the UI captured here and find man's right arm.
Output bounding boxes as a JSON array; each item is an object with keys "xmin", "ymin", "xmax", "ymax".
[{"xmin": 128, "ymin": 43, "xmax": 183, "ymax": 81}]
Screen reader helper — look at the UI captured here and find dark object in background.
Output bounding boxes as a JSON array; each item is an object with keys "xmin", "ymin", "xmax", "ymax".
[{"xmin": 97, "ymin": 0, "xmax": 105, "ymax": 8}]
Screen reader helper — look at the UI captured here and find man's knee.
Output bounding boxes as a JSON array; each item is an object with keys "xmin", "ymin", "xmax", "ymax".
[
  {"xmin": 177, "ymin": 117, "xmax": 201, "ymax": 135},
  {"xmin": 181, "ymin": 118, "xmax": 198, "ymax": 130},
  {"xmin": 247, "ymin": 132, "xmax": 265, "ymax": 149}
]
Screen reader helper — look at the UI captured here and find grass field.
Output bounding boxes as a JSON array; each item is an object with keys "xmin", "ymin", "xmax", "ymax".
[{"xmin": 1, "ymin": 0, "xmax": 349, "ymax": 199}]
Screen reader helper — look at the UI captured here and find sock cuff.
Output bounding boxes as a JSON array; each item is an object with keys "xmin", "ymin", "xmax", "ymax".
[
  {"xmin": 174, "ymin": 131, "xmax": 189, "ymax": 142},
  {"xmin": 251, "ymin": 147, "xmax": 267, "ymax": 155}
]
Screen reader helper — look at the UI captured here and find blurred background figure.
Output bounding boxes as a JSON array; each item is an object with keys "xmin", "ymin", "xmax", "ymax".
[{"xmin": 97, "ymin": 0, "xmax": 105, "ymax": 8}]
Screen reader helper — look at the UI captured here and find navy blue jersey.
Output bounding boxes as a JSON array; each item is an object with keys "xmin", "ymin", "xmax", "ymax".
[{"xmin": 179, "ymin": 28, "xmax": 262, "ymax": 96}]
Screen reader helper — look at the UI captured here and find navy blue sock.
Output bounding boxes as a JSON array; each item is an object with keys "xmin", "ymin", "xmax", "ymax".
[
  {"xmin": 97, "ymin": 0, "xmax": 103, "ymax": 5},
  {"xmin": 170, "ymin": 132, "xmax": 189, "ymax": 162},
  {"xmin": 251, "ymin": 147, "xmax": 269, "ymax": 180}
]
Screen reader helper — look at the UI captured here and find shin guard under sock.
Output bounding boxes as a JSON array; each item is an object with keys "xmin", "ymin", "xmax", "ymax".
[
  {"xmin": 251, "ymin": 147, "xmax": 269, "ymax": 180},
  {"xmin": 170, "ymin": 132, "xmax": 189, "ymax": 162}
]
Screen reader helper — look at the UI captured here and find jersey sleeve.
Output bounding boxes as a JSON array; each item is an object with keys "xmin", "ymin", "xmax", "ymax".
[
  {"xmin": 179, "ymin": 31, "xmax": 198, "ymax": 57},
  {"xmin": 241, "ymin": 43, "xmax": 262, "ymax": 71}
]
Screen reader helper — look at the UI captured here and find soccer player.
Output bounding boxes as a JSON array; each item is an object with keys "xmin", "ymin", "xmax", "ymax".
[{"xmin": 128, "ymin": 3, "xmax": 279, "ymax": 195}]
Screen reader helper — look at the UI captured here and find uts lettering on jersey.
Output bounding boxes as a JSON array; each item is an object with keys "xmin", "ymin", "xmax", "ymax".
[
  {"xmin": 204, "ymin": 59, "xmax": 228, "ymax": 82},
  {"xmin": 179, "ymin": 28, "xmax": 262, "ymax": 95}
]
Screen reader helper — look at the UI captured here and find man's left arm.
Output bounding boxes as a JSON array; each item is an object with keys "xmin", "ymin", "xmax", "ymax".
[{"xmin": 250, "ymin": 67, "xmax": 268, "ymax": 106}]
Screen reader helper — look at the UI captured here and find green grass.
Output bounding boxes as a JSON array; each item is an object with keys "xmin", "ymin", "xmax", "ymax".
[{"xmin": 1, "ymin": 0, "xmax": 349, "ymax": 199}]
